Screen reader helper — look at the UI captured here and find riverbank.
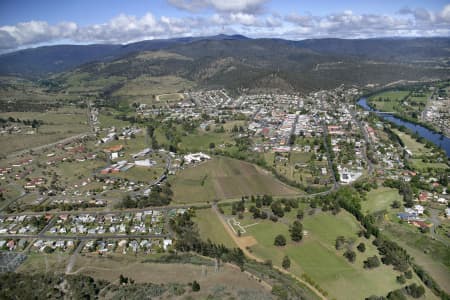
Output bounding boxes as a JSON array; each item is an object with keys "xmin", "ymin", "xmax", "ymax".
[{"xmin": 357, "ymin": 97, "xmax": 450, "ymax": 158}]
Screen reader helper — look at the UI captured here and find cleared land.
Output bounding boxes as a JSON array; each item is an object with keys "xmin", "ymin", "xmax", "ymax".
[
  {"xmin": 76, "ymin": 254, "xmax": 272, "ymax": 299},
  {"xmin": 227, "ymin": 208, "xmax": 434, "ymax": 300},
  {"xmin": 179, "ymin": 132, "xmax": 233, "ymax": 152},
  {"xmin": 362, "ymin": 187, "xmax": 402, "ymax": 213},
  {"xmin": 194, "ymin": 208, "xmax": 238, "ymax": 248},
  {"xmin": 369, "ymin": 91, "xmax": 410, "ymax": 111},
  {"xmin": 169, "ymin": 157, "xmax": 299, "ymax": 204},
  {"xmin": 0, "ymin": 108, "xmax": 89, "ymax": 156},
  {"xmin": 113, "ymin": 75, "xmax": 195, "ymax": 104}
]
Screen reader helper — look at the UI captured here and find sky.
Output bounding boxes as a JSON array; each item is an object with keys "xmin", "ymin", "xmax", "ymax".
[{"xmin": 0, "ymin": 0, "xmax": 449, "ymax": 53}]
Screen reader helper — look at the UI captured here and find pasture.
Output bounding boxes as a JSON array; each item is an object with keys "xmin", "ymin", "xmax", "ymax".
[
  {"xmin": 362, "ymin": 187, "xmax": 402, "ymax": 213},
  {"xmin": 179, "ymin": 131, "xmax": 233, "ymax": 152},
  {"xmin": 224, "ymin": 207, "xmax": 433, "ymax": 300},
  {"xmin": 0, "ymin": 108, "xmax": 89, "ymax": 156},
  {"xmin": 194, "ymin": 208, "xmax": 237, "ymax": 248},
  {"xmin": 369, "ymin": 90, "xmax": 410, "ymax": 112},
  {"xmin": 170, "ymin": 157, "xmax": 299, "ymax": 204}
]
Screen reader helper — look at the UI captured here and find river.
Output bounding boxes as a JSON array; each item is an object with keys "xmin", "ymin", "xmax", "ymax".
[{"xmin": 357, "ymin": 97, "xmax": 450, "ymax": 158}]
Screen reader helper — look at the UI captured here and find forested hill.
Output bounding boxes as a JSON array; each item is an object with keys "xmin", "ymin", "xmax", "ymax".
[
  {"xmin": 1, "ymin": 35, "xmax": 449, "ymax": 94},
  {"xmin": 0, "ymin": 35, "xmax": 449, "ymax": 78}
]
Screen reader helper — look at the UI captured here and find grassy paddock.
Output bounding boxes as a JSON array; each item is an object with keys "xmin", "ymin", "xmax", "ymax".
[
  {"xmin": 242, "ymin": 210, "xmax": 432, "ymax": 300},
  {"xmin": 170, "ymin": 156, "xmax": 298, "ymax": 204},
  {"xmin": 194, "ymin": 208, "xmax": 237, "ymax": 248},
  {"xmin": 362, "ymin": 187, "xmax": 402, "ymax": 213}
]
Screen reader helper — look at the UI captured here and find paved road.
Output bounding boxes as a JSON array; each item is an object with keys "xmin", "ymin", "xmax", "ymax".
[
  {"xmin": 350, "ymin": 106, "xmax": 374, "ymax": 175},
  {"xmin": 1, "ymin": 233, "xmax": 170, "ymax": 240},
  {"xmin": 321, "ymin": 120, "xmax": 339, "ymax": 189}
]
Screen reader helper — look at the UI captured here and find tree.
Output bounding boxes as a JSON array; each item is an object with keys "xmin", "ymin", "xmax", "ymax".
[
  {"xmin": 364, "ymin": 255, "xmax": 380, "ymax": 269},
  {"xmin": 387, "ymin": 289, "xmax": 407, "ymax": 300},
  {"xmin": 296, "ymin": 209, "xmax": 304, "ymax": 220},
  {"xmin": 396, "ymin": 275, "xmax": 406, "ymax": 284},
  {"xmin": 192, "ymin": 280, "xmax": 200, "ymax": 292},
  {"xmin": 209, "ymin": 142, "xmax": 215, "ymax": 149},
  {"xmin": 119, "ymin": 274, "xmax": 128, "ymax": 285},
  {"xmin": 290, "ymin": 220, "xmax": 303, "ymax": 242},
  {"xmin": 391, "ymin": 200, "xmax": 401, "ymax": 209},
  {"xmin": 357, "ymin": 242, "xmax": 366, "ymax": 253},
  {"xmin": 282, "ymin": 255, "xmax": 291, "ymax": 269},
  {"xmin": 344, "ymin": 250, "xmax": 356, "ymax": 263},
  {"xmin": 274, "ymin": 234, "xmax": 286, "ymax": 246},
  {"xmin": 404, "ymin": 283, "xmax": 425, "ymax": 298},
  {"xmin": 271, "ymin": 201, "xmax": 284, "ymax": 218}
]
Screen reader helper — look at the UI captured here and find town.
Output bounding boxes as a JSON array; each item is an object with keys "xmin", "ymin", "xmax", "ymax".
[{"xmin": 0, "ymin": 80, "xmax": 449, "ymax": 299}]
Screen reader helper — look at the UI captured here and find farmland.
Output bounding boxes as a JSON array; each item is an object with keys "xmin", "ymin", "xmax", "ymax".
[
  {"xmin": 369, "ymin": 90, "xmax": 411, "ymax": 112},
  {"xmin": 218, "ymin": 201, "xmax": 437, "ymax": 300},
  {"xmin": 0, "ymin": 107, "xmax": 90, "ymax": 156},
  {"xmin": 169, "ymin": 157, "xmax": 299, "ymax": 204}
]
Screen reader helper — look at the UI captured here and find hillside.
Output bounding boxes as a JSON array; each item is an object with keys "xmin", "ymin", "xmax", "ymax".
[
  {"xmin": 0, "ymin": 36, "xmax": 449, "ymax": 95},
  {"xmin": 45, "ymin": 37, "xmax": 449, "ymax": 96}
]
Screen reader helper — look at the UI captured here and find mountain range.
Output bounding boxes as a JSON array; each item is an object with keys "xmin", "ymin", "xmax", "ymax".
[{"xmin": 0, "ymin": 35, "xmax": 449, "ymax": 94}]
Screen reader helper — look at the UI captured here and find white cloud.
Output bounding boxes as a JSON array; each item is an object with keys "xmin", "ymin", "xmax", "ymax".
[
  {"xmin": 167, "ymin": 0, "xmax": 268, "ymax": 13},
  {"xmin": 0, "ymin": 21, "xmax": 77, "ymax": 50},
  {"xmin": 0, "ymin": 4, "xmax": 449, "ymax": 53}
]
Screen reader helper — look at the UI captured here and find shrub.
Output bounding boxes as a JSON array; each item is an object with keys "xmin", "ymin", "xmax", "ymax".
[
  {"xmin": 191, "ymin": 280, "xmax": 200, "ymax": 292},
  {"xmin": 357, "ymin": 242, "xmax": 366, "ymax": 252},
  {"xmin": 396, "ymin": 275, "xmax": 406, "ymax": 284},
  {"xmin": 364, "ymin": 256, "xmax": 380, "ymax": 269},
  {"xmin": 282, "ymin": 255, "xmax": 291, "ymax": 269},
  {"xmin": 344, "ymin": 250, "xmax": 356, "ymax": 263},
  {"xmin": 274, "ymin": 234, "xmax": 286, "ymax": 246}
]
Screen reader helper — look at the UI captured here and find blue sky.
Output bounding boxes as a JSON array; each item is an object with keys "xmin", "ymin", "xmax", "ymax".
[{"xmin": 0, "ymin": 0, "xmax": 449, "ymax": 52}]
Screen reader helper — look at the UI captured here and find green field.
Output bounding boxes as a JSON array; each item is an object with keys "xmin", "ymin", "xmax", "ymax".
[
  {"xmin": 362, "ymin": 187, "xmax": 402, "ymax": 213},
  {"xmin": 263, "ymin": 150, "xmax": 331, "ymax": 188},
  {"xmin": 383, "ymin": 222, "xmax": 450, "ymax": 294},
  {"xmin": 393, "ymin": 129, "xmax": 430, "ymax": 156},
  {"xmin": 113, "ymin": 75, "xmax": 195, "ymax": 104},
  {"xmin": 194, "ymin": 208, "xmax": 237, "ymax": 248},
  {"xmin": 241, "ymin": 211, "xmax": 433, "ymax": 300},
  {"xmin": 169, "ymin": 156, "xmax": 299, "ymax": 204},
  {"xmin": 0, "ymin": 108, "xmax": 89, "ymax": 156},
  {"xmin": 369, "ymin": 91, "xmax": 410, "ymax": 112},
  {"xmin": 179, "ymin": 132, "xmax": 233, "ymax": 152},
  {"xmin": 393, "ymin": 129, "xmax": 448, "ymax": 170},
  {"xmin": 157, "ymin": 93, "xmax": 184, "ymax": 102}
]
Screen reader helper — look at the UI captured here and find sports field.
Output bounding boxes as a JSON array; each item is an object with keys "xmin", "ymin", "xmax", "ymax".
[
  {"xmin": 170, "ymin": 157, "xmax": 299, "ymax": 204},
  {"xmin": 369, "ymin": 90, "xmax": 410, "ymax": 111}
]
